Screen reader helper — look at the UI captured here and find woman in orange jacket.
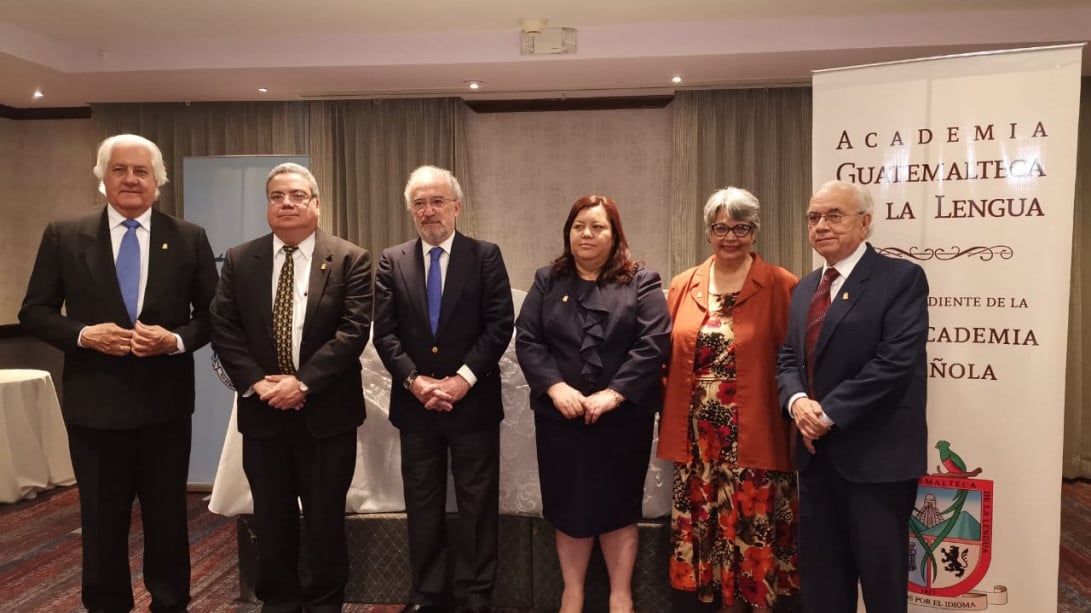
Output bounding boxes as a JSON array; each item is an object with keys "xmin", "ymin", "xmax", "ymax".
[{"xmin": 659, "ymin": 187, "xmax": 800, "ymax": 612}]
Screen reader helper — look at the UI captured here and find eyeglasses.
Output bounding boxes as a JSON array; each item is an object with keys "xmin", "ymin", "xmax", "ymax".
[
  {"xmin": 806, "ymin": 211, "xmax": 864, "ymax": 226},
  {"xmin": 411, "ymin": 197, "xmax": 457, "ymax": 211},
  {"xmin": 268, "ymin": 191, "xmax": 314, "ymax": 205},
  {"xmin": 708, "ymin": 223, "xmax": 754, "ymax": 238}
]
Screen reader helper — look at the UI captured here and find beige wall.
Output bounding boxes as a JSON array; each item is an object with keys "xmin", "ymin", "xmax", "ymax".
[
  {"xmin": 0, "ymin": 118, "xmax": 98, "ymax": 324},
  {"xmin": 465, "ymin": 108, "xmax": 672, "ymax": 291}
]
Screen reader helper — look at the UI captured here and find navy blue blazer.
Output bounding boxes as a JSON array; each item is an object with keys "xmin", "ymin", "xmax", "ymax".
[
  {"xmin": 516, "ymin": 266, "xmax": 671, "ymax": 423},
  {"xmin": 210, "ymin": 229, "xmax": 373, "ymax": 439},
  {"xmin": 776, "ymin": 244, "xmax": 929, "ymax": 482},
  {"xmin": 20, "ymin": 208, "xmax": 219, "ymax": 429},
  {"xmin": 373, "ymin": 231, "xmax": 515, "ymax": 435}
]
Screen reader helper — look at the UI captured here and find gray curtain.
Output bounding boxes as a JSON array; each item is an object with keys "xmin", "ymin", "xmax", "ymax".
[
  {"xmin": 92, "ymin": 99, "xmax": 471, "ymax": 259},
  {"xmin": 92, "ymin": 102, "xmax": 309, "ymax": 217},
  {"xmin": 669, "ymin": 88, "xmax": 813, "ymax": 278},
  {"xmin": 306, "ymin": 98, "xmax": 473, "ymax": 256}
]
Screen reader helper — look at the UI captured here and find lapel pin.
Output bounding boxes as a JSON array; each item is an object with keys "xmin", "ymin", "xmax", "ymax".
[
  {"xmin": 161, "ymin": 243, "xmax": 168, "ymax": 250},
  {"xmin": 842, "ymin": 291, "xmax": 849, "ymax": 300},
  {"xmin": 320, "ymin": 262, "xmax": 327, "ymax": 271},
  {"xmin": 562, "ymin": 295, "xmax": 569, "ymax": 303}
]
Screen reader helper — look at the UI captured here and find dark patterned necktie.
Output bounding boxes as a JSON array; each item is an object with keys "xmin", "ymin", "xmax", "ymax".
[
  {"xmin": 805, "ymin": 267, "xmax": 839, "ymax": 393},
  {"xmin": 273, "ymin": 245, "xmax": 298, "ymax": 374}
]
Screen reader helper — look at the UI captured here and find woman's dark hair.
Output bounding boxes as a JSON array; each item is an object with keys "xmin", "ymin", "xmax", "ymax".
[{"xmin": 550, "ymin": 195, "xmax": 642, "ymax": 285}]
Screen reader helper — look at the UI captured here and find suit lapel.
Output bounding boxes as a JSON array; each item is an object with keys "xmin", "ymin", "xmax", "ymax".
[
  {"xmin": 795, "ymin": 268, "xmax": 822, "ymax": 339},
  {"xmin": 251, "ymin": 235, "xmax": 275, "ymax": 342},
  {"xmin": 815, "ymin": 247, "xmax": 875, "ymax": 360},
  {"xmin": 398, "ymin": 238, "xmax": 429, "ymax": 333},
  {"xmin": 302, "ymin": 230, "xmax": 333, "ymax": 333},
  {"xmin": 83, "ymin": 210, "xmax": 131, "ymax": 324},
  {"xmin": 438, "ymin": 232, "xmax": 470, "ymax": 334},
  {"xmin": 685, "ymin": 258, "xmax": 710, "ymax": 314},
  {"xmin": 143, "ymin": 210, "xmax": 172, "ymax": 321},
  {"xmin": 735, "ymin": 253, "xmax": 767, "ymax": 308}
]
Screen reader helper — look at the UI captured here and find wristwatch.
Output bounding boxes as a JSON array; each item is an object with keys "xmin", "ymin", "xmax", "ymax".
[{"xmin": 403, "ymin": 370, "xmax": 419, "ymax": 390}]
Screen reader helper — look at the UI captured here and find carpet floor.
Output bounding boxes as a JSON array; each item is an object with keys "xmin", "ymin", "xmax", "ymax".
[{"xmin": 2, "ymin": 480, "xmax": 1089, "ymax": 612}]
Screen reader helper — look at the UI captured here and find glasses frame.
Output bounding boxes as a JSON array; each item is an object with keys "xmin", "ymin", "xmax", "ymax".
[
  {"xmin": 806, "ymin": 211, "xmax": 864, "ymax": 227},
  {"xmin": 410, "ymin": 196, "xmax": 458, "ymax": 211},
  {"xmin": 268, "ymin": 191, "xmax": 314, "ymax": 206},
  {"xmin": 707, "ymin": 223, "xmax": 755, "ymax": 239}
]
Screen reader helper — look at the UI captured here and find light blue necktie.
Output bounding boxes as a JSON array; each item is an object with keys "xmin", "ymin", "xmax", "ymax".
[
  {"xmin": 427, "ymin": 246, "xmax": 443, "ymax": 335},
  {"xmin": 116, "ymin": 219, "xmax": 141, "ymax": 323}
]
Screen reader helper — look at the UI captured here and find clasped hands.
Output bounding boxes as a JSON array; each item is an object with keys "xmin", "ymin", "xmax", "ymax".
[
  {"xmin": 547, "ymin": 382, "xmax": 622, "ymax": 425},
  {"xmin": 791, "ymin": 397, "xmax": 832, "ymax": 454},
  {"xmin": 82, "ymin": 321, "xmax": 177, "ymax": 357},
  {"xmin": 410, "ymin": 374, "xmax": 470, "ymax": 412},
  {"xmin": 254, "ymin": 374, "xmax": 307, "ymax": 411}
]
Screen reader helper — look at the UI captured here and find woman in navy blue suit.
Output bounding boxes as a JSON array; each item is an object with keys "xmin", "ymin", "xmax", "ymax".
[{"xmin": 516, "ymin": 195, "xmax": 671, "ymax": 613}]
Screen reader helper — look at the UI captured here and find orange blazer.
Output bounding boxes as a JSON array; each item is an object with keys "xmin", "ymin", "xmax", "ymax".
[{"xmin": 658, "ymin": 254, "xmax": 797, "ymax": 470}]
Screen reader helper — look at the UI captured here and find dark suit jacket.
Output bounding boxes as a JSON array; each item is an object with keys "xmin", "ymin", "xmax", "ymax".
[
  {"xmin": 373, "ymin": 232, "xmax": 514, "ymax": 435},
  {"xmin": 210, "ymin": 229, "xmax": 372, "ymax": 439},
  {"xmin": 19, "ymin": 208, "xmax": 219, "ymax": 429},
  {"xmin": 515, "ymin": 266, "xmax": 671, "ymax": 423},
  {"xmin": 776, "ymin": 244, "xmax": 929, "ymax": 482}
]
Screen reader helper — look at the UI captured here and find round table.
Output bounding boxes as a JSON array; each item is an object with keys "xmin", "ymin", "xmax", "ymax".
[{"xmin": 0, "ymin": 369, "xmax": 75, "ymax": 503}]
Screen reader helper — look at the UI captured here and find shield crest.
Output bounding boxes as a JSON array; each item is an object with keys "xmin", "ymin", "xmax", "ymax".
[{"xmin": 908, "ymin": 474, "xmax": 993, "ymax": 597}]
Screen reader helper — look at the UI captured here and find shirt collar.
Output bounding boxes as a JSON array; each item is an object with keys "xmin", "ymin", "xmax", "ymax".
[
  {"xmin": 825, "ymin": 240, "xmax": 869, "ymax": 280},
  {"xmin": 421, "ymin": 232, "xmax": 456, "ymax": 259},
  {"xmin": 274, "ymin": 231, "xmax": 316, "ymax": 260},
  {"xmin": 107, "ymin": 204, "xmax": 152, "ymax": 229}
]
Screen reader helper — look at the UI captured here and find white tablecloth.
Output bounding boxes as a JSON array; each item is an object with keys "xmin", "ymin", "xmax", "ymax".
[
  {"xmin": 209, "ymin": 290, "xmax": 674, "ymax": 518},
  {"xmin": 0, "ymin": 369, "xmax": 76, "ymax": 503}
]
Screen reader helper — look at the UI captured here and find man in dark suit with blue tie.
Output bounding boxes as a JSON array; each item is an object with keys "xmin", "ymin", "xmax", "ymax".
[
  {"xmin": 373, "ymin": 165, "xmax": 514, "ymax": 613},
  {"xmin": 210, "ymin": 163, "xmax": 372, "ymax": 613},
  {"xmin": 20, "ymin": 134, "xmax": 219, "ymax": 613},
  {"xmin": 776, "ymin": 180, "xmax": 929, "ymax": 613}
]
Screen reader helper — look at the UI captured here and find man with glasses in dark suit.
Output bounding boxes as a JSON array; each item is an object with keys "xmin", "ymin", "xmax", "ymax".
[
  {"xmin": 374, "ymin": 165, "xmax": 514, "ymax": 613},
  {"xmin": 210, "ymin": 162, "xmax": 372, "ymax": 613}
]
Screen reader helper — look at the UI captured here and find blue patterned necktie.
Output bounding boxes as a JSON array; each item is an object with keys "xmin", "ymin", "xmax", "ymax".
[
  {"xmin": 427, "ymin": 246, "xmax": 443, "ymax": 335},
  {"xmin": 116, "ymin": 219, "xmax": 141, "ymax": 323}
]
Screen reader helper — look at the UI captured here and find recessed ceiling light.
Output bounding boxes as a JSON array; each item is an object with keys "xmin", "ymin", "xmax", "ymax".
[
  {"xmin": 465, "ymin": 80, "xmax": 484, "ymax": 90},
  {"xmin": 257, "ymin": 87, "xmax": 269, "ymax": 93},
  {"xmin": 32, "ymin": 89, "xmax": 44, "ymax": 99},
  {"xmin": 671, "ymin": 76, "xmax": 682, "ymax": 84}
]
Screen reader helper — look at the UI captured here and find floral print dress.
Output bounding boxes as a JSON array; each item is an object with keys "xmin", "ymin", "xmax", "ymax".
[{"xmin": 669, "ymin": 292, "xmax": 799, "ymax": 607}]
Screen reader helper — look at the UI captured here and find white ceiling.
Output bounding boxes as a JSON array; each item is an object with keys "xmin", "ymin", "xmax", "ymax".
[{"xmin": 1, "ymin": 0, "xmax": 1089, "ymax": 108}]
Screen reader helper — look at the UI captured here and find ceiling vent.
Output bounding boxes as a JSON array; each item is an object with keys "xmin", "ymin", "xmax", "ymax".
[{"xmin": 519, "ymin": 18, "xmax": 576, "ymax": 55}]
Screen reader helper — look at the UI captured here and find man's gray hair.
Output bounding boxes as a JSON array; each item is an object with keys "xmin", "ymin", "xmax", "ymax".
[
  {"xmin": 92, "ymin": 134, "xmax": 169, "ymax": 198},
  {"xmin": 403, "ymin": 165, "xmax": 463, "ymax": 209},
  {"xmin": 703, "ymin": 186, "xmax": 761, "ymax": 234},
  {"xmin": 266, "ymin": 162, "xmax": 320, "ymax": 201}
]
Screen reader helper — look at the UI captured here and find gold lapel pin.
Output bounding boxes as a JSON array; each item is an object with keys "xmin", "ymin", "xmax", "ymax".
[
  {"xmin": 562, "ymin": 295, "xmax": 569, "ymax": 303},
  {"xmin": 320, "ymin": 262, "xmax": 327, "ymax": 271},
  {"xmin": 842, "ymin": 291, "xmax": 849, "ymax": 300},
  {"xmin": 161, "ymin": 243, "xmax": 168, "ymax": 250}
]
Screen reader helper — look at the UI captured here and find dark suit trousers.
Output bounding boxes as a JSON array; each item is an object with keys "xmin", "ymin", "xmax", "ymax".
[
  {"xmin": 242, "ymin": 418, "xmax": 356, "ymax": 613},
  {"xmin": 400, "ymin": 425, "xmax": 500, "ymax": 609},
  {"xmin": 66, "ymin": 418, "xmax": 192, "ymax": 613},
  {"xmin": 798, "ymin": 450, "xmax": 917, "ymax": 613}
]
